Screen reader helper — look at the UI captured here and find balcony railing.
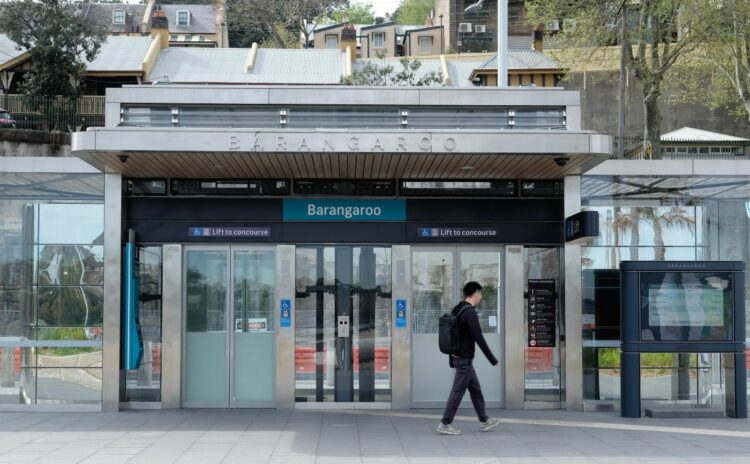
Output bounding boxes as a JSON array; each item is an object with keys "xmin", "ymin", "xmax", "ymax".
[{"xmin": 1, "ymin": 94, "xmax": 105, "ymax": 131}]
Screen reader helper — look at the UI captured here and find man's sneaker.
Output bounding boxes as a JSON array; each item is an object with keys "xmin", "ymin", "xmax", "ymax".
[
  {"xmin": 436, "ymin": 423, "xmax": 461, "ymax": 435},
  {"xmin": 479, "ymin": 418, "xmax": 501, "ymax": 432}
]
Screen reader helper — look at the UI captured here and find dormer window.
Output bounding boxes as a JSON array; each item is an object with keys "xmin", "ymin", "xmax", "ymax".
[
  {"xmin": 176, "ymin": 10, "xmax": 191, "ymax": 26},
  {"xmin": 113, "ymin": 9, "xmax": 126, "ymax": 25}
]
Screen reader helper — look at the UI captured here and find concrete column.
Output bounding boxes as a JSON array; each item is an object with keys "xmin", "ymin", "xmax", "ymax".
[
  {"xmin": 102, "ymin": 173, "xmax": 122, "ymax": 412},
  {"xmin": 504, "ymin": 245, "xmax": 525, "ymax": 409},
  {"xmin": 564, "ymin": 175, "xmax": 583, "ymax": 411},
  {"xmin": 161, "ymin": 244, "xmax": 182, "ymax": 409}
]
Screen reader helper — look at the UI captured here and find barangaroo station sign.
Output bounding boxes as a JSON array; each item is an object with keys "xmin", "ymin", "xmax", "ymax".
[{"xmin": 227, "ymin": 133, "xmax": 458, "ymax": 153}]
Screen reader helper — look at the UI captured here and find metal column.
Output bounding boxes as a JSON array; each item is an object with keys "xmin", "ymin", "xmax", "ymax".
[
  {"xmin": 102, "ymin": 173, "xmax": 122, "ymax": 412},
  {"xmin": 276, "ymin": 245, "xmax": 296, "ymax": 408},
  {"xmin": 504, "ymin": 245, "xmax": 525, "ymax": 409},
  {"xmin": 161, "ymin": 244, "xmax": 182, "ymax": 409},
  {"xmin": 391, "ymin": 245, "xmax": 411, "ymax": 409},
  {"xmin": 564, "ymin": 175, "xmax": 583, "ymax": 411}
]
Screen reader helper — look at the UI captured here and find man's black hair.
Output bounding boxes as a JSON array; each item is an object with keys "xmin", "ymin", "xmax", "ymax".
[{"xmin": 463, "ymin": 281, "xmax": 483, "ymax": 298}]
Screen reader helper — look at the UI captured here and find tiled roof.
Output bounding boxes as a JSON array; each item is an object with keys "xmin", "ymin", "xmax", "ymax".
[
  {"xmin": 81, "ymin": 3, "xmax": 147, "ymax": 34},
  {"xmin": 161, "ymin": 5, "xmax": 217, "ymax": 34}
]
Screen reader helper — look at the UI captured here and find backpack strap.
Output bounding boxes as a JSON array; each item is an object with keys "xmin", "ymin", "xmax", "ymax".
[{"xmin": 454, "ymin": 302, "xmax": 471, "ymax": 320}]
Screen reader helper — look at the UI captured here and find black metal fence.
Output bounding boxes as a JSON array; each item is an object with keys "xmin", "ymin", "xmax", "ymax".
[{"xmin": 1, "ymin": 94, "xmax": 105, "ymax": 132}]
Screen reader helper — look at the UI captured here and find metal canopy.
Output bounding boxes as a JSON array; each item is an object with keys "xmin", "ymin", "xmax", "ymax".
[{"xmin": 583, "ymin": 175, "xmax": 750, "ymax": 201}]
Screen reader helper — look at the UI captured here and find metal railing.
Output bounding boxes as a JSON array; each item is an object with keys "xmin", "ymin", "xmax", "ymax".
[
  {"xmin": 1, "ymin": 94, "xmax": 105, "ymax": 132},
  {"xmin": 610, "ymin": 134, "xmax": 748, "ymax": 160}
]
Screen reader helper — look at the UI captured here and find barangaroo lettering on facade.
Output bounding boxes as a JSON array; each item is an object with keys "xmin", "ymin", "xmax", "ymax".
[
  {"xmin": 308, "ymin": 204, "xmax": 381, "ymax": 219},
  {"xmin": 227, "ymin": 134, "xmax": 457, "ymax": 152}
]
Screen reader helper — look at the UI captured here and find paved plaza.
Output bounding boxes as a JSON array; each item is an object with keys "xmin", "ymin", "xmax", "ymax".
[{"xmin": 1, "ymin": 408, "xmax": 750, "ymax": 464}]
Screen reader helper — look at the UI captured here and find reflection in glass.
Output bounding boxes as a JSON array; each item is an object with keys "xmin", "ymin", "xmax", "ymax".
[
  {"xmin": 460, "ymin": 251, "xmax": 501, "ymax": 333},
  {"xmin": 184, "ymin": 250, "xmax": 228, "ymax": 404},
  {"xmin": 233, "ymin": 250, "xmax": 276, "ymax": 403},
  {"xmin": 0, "ymin": 173, "xmax": 104, "ymax": 406},
  {"xmin": 412, "ymin": 251, "xmax": 453, "ymax": 334},
  {"xmin": 125, "ymin": 246, "xmax": 162, "ymax": 402},
  {"xmin": 295, "ymin": 246, "xmax": 391, "ymax": 403},
  {"xmin": 524, "ymin": 247, "xmax": 561, "ymax": 402},
  {"xmin": 37, "ymin": 287, "xmax": 104, "ymax": 327}
]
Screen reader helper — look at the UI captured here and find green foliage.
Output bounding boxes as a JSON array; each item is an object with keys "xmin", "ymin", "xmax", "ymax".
[
  {"xmin": 343, "ymin": 57, "xmax": 443, "ymax": 86},
  {"xmin": 325, "ymin": 3, "xmax": 376, "ymax": 24},
  {"xmin": 393, "ymin": 0, "xmax": 434, "ymax": 25},
  {"xmin": 0, "ymin": 0, "xmax": 105, "ymax": 98},
  {"xmin": 526, "ymin": 0, "xmax": 719, "ymax": 156}
]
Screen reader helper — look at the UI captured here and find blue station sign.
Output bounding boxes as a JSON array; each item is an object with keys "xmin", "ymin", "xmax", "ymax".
[{"xmin": 283, "ymin": 199, "xmax": 406, "ymax": 222}]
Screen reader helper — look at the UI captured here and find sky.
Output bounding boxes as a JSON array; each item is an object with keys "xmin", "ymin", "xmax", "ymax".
[{"xmin": 363, "ymin": 0, "xmax": 402, "ymax": 17}]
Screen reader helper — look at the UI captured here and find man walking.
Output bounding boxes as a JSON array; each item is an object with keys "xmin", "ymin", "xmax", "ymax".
[{"xmin": 437, "ymin": 281, "xmax": 501, "ymax": 435}]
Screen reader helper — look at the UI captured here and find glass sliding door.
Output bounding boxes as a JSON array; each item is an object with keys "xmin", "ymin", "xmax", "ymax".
[
  {"xmin": 411, "ymin": 246, "xmax": 504, "ymax": 408},
  {"xmin": 183, "ymin": 246, "xmax": 276, "ymax": 408},
  {"xmin": 294, "ymin": 246, "xmax": 392, "ymax": 404},
  {"xmin": 183, "ymin": 248, "xmax": 229, "ymax": 407}
]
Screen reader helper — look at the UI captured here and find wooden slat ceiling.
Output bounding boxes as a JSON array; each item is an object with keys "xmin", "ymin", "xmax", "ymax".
[{"xmin": 83, "ymin": 152, "xmax": 604, "ymax": 179}]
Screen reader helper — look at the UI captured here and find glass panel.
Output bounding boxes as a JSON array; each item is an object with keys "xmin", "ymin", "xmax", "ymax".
[
  {"xmin": 524, "ymin": 247, "xmax": 562, "ymax": 402},
  {"xmin": 233, "ymin": 249, "xmax": 275, "ymax": 403},
  {"xmin": 288, "ymin": 107, "xmax": 400, "ymax": 129},
  {"xmin": 0, "ymin": 348, "xmax": 34, "ymax": 405},
  {"xmin": 35, "ymin": 346, "xmax": 102, "ymax": 368},
  {"xmin": 38, "ymin": 245, "xmax": 103, "ymax": 286},
  {"xmin": 514, "ymin": 108, "xmax": 565, "ymax": 129},
  {"xmin": 37, "ymin": 287, "xmax": 104, "ymax": 327},
  {"xmin": 184, "ymin": 250, "xmax": 228, "ymax": 404},
  {"xmin": 459, "ymin": 251, "xmax": 501, "ymax": 333},
  {"xmin": 412, "ymin": 251, "xmax": 453, "ymax": 334},
  {"xmin": 125, "ymin": 246, "xmax": 162, "ymax": 403},
  {"xmin": 179, "ymin": 107, "xmax": 281, "ymax": 128},
  {"xmin": 408, "ymin": 108, "xmax": 510, "ymax": 130},
  {"xmin": 0, "ymin": 289, "xmax": 35, "ymax": 337},
  {"xmin": 38, "ymin": 204, "xmax": 104, "ymax": 245},
  {"xmin": 120, "ymin": 107, "xmax": 172, "ymax": 127},
  {"xmin": 35, "ymin": 367, "xmax": 101, "ymax": 404}
]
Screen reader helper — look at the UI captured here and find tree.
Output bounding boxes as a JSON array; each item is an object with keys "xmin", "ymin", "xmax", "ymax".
[
  {"xmin": 343, "ymin": 56, "xmax": 443, "ymax": 86},
  {"xmin": 326, "ymin": 3, "xmax": 375, "ymax": 24},
  {"xmin": 526, "ymin": 0, "xmax": 717, "ymax": 158},
  {"xmin": 667, "ymin": 0, "xmax": 750, "ymax": 122},
  {"xmin": 0, "ymin": 0, "xmax": 105, "ymax": 98},
  {"xmin": 228, "ymin": 0, "xmax": 348, "ymax": 49},
  {"xmin": 393, "ymin": 0, "xmax": 434, "ymax": 25}
]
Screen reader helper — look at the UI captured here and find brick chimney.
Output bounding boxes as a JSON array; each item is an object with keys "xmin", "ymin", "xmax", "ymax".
[
  {"xmin": 151, "ymin": 5, "xmax": 169, "ymax": 49},
  {"xmin": 341, "ymin": 23, "xmax": 357, "ymax": 63}
]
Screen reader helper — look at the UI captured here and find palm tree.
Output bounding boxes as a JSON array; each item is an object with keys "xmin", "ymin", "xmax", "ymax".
[
  {"xmin": 612, "ymin": 207, "xmax": 641, "ymax": 261},
  {"xmin": 641, "ymin": 207, "xmax": 696, "ymax": 261}
]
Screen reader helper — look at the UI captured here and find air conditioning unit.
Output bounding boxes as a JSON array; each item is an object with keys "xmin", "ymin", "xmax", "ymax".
[
  {"xmin": 474, "ymin": 25, "xmax": 486, "ymax": 33},
  {"xmin": 563, "ymin": 19, "xmax": 577, "ymax": 32},
  {"xmin": 546, "ymin": 20, "xmax": 561, "ymax": 31},
  {"xmin": 459, "ymin": 22, "xmax": 472, "ymax": 33}
]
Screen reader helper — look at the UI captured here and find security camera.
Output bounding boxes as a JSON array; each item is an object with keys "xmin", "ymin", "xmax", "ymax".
[
  {"xmin": 553, "ymin": 156, "xmax": 569, "ymax": 167},
  {"xmin": 118, "ymin": 155, "xmax": 129, "ymax": 164}
]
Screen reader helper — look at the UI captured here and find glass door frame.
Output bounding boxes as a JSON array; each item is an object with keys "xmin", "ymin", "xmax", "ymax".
[
  {"xmin": 410, "ymin": 245, "xmax": 505, "ymax": 408},
  {"xmin": 181, "ymin": 244, "xmax": 277, "ymax": 408}
]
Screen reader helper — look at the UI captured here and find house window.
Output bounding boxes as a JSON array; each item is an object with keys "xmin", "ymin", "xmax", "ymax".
[
  {"xmin": 113, "ymin": 9, "xmax": 126, "ymax": 25},
  {"xmin": 418, "ymin": 36, "xmax": 433, "ymax": 53},
  {"xmin": 373, "ymin": 32, "xmax": 385, "ymax": 48},
  {"xmin": 325, "ymin": 34, "xmax": 338, "ymax": 49},
  {"xmin": 176, "ymin": 10, "xmax": 190, "ymax": 26}
]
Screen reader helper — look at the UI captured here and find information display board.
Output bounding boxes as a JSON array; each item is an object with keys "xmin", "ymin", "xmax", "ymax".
[
  {"xmin": 640, "ymin": 271, "xmax": 733, "ymax": 342},
  {"xmin": 528, "ymin": 279, "xmax": 556, "ymax": 348}
]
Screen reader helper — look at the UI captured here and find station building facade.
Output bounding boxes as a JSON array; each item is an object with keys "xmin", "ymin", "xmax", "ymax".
[{"xmin": 0, "ymin": 84, "xmax": 746, "ymax": 414}]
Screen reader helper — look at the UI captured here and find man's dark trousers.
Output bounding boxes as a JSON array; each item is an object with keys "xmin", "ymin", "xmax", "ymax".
[{"xmin": 441, "ymin": 357, "xmax": 488, "ymax": 425}]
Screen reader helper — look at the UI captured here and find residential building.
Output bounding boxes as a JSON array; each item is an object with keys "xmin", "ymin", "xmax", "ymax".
[
  {"xmin": 81, "ymin": 0, "xmax": 228, "ymax": 48},
  {"xmin": 308, "ymin": 22, "xmax": 445, "ymax": 58}
]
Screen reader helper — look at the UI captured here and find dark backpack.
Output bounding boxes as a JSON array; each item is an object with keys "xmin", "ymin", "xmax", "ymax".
[{"xmin": 438, "ymin": 303, "xmax": 471, "ymax": 355}]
